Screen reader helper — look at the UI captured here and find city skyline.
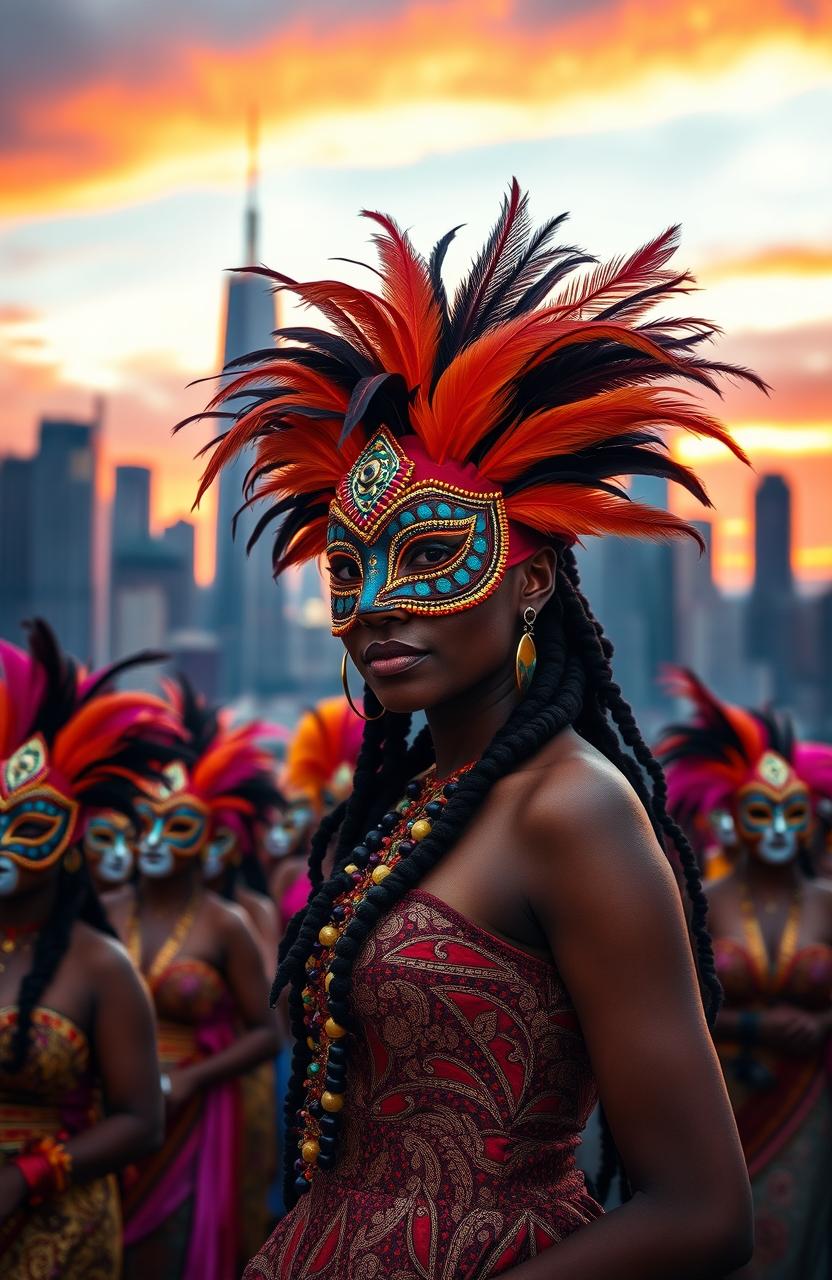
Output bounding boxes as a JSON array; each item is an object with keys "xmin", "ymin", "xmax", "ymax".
[{"xmin": 1, "ymin": 1, "xmax": 830, "ymax": 592}]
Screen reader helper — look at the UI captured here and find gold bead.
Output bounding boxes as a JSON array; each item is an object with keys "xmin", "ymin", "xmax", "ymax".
[
  {"xmin": 325, "ymin": 1017, "xmax": 346, "ymax": 1039},
  {"xmin": 410, "ymin": 819, "xmax": 432, "ymax": 842},
  {"xmin": 318, "ymin": 924, "xmax": 339, "ymax": 947},
  {"xmin": 306, "ymin": 1036, "xmax": 316, "ymax": 1051},
  {"xmin": 343, "ymin": 863, "xmax": 358, "ymax": 874},
  {"xmin": 321, "ymin": 1090, "xmax": 344, "ymax": 1113},
  {"xmin": 301, "ymin": 1138, "xmax": 320, "ymax": 1164},
  {"xmin": 371, "ymin": 864, "xmax": 391, "ymax": 884},
  {"xmin": 325, "ymin": 972, "xmax": 334, "ymax": 991}
]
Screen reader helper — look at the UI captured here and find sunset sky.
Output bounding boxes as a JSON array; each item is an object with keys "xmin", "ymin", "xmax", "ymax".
[{"xmin": 1, "ymin": 0, "xmax": 830, "ymax": 589}]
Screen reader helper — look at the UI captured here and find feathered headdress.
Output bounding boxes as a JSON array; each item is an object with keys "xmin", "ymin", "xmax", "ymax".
[
  {"xmin": 0, "ymin": 620, "xmax": 182, "ymax": 864},
  {"xmin": 656, "ymin": 667, "xmax": 832, "ymax": 825},
  {"xmin": 187, "ymin": 179, "xmax": 760, "ymax": 579},
  {"xmin": 283, "ymin": 697, "xmax": 364, "ymax": 813},
  {"xmin": 162, "ymin": 675, "xmax": 283, "ymax": 851}
]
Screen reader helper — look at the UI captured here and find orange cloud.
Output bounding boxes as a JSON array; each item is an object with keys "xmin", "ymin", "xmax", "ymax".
[
  {"xmin": 703, "ymin": 245, "xmax": 832, "ymax": 281},
  {"xmin": 2, "ymin": 0, "xmax": 830, "ymax": 217}
]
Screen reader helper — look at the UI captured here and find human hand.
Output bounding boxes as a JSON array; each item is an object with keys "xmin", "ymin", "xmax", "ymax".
[
  {"xmin": 0, "ymin": 1163, "xmax": 27, "ymax": 1224},
  {"xmin": 759, "ymin": 1006, "xmax": 826, "ymax": 1055},
  {"xmin": 162, "ymin": 1068, "xmax": 201, "ymax": 1116}
]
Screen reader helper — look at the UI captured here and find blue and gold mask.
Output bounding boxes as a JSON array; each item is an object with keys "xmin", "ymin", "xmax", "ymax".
[
  {"xmin": 0, "ymin": 735, "xmax": 78, "ymax": 869},
  {"xmin": 326, "ymin": 430, "xmax": 510, "ymax": 634}
]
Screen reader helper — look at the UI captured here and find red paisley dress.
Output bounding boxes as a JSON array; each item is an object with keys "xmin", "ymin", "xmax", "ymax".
[{"xmin": 247, "ymin": 888, "xmax": 601, "ymax": 1279}]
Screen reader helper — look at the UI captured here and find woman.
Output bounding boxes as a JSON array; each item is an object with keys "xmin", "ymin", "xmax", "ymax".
[
  {"xmin": 0, "ymin": 620, "xmax": 177, "ymax": 1278},
  {"xmin": 192, "ymin": 184, "xmax": 755, "ymax": 1278},
  {"xmin": 83, "ymin": 809, "xmax": 137, "ymax": 896},
  {"xmin": 269, "ymin": 697, "xmax": 363, "ymax": 937},
  {"xmin": 199, "ymin": 715, "xmax": 283, "ymax": 972},
  {"xmin": 196, "ymin": 710, "xmax": 285, "ymax": 1264},
  {"xmin": 658, "ymin": 668, "xmax": 832, "ymax": 1279},
  {"xmin": 111, "ymin": 675, "xmax": 280, "ymax": 1280}
]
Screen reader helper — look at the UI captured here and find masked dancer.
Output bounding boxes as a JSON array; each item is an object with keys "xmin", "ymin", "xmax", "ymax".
[
  {"xmin": 191, "ymin": 183, "xmax": 758, "ymax": 1279},
  {"xmin": 658, "ymin": 669, "xmax": 832, "ymax": 1280},
  {"xmin": 111, "ymin": 677, "xmax": 280, "ymax": 1280},
  {"xmin": 0, "ymin": 621, "xmax": 179, "ymax": 1279},
  {"xmin": 269, "ymin": 697, "xmax": 363, "ymax": 937},
  {"xmin": 83, "ymin": 809, "xmax": 137, "ymax": 897},
  {"xmin": 198, "ymin": 713, "xmax": 285, "ymax": 1265}
]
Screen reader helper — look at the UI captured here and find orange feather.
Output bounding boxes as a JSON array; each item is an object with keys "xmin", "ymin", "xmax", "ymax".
[
  {"xmin": 362, "ymin": 211, "xmax": 442, "ymax": 390},
  {"xmin": 505, "ymin": 484, "xmax": 703, "ymax": 542},
  {"xmin": 478, "ymin": 386, "xmax": 749, "ymax": 482}
]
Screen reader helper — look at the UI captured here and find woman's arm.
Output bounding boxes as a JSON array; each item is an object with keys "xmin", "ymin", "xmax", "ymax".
[
  {"xmin": 504, "ymin": 748, "xmax": 752, "ymax": 1279},
  {"xmin": 172, "ymin": 903, "xmax": 280, "ymax": 1104}
]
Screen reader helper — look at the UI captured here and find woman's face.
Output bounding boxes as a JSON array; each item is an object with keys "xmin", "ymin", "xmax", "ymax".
[
  {"xmin": 340, "ymin": 553, "xmax": 555, "ymax": 716},
  {"xmin": 83, "ymin": 811, "xmax": 136, "ymax": 885}
]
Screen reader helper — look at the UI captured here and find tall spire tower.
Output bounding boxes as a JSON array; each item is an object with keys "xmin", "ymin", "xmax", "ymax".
[{"xmin": 213, "ymin": 111, "xmax": 287, "ymax": 699}]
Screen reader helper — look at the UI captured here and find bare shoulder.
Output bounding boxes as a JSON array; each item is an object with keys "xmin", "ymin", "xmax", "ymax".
[
  {"xmin": 204, "ymin": 889, "xmax": 253, "ymax": 941},
  {"xmin": 514, "ymin": 729, "xmax": 661, "ymax": 860},
  {"xmin": 71, "ymin": 920, "xmax": 142, "ymax": 987}
]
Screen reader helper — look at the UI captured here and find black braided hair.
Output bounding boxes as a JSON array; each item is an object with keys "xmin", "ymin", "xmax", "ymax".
[
  {"xmin": 7, "ymin": 860, "xmax": 116, "ymax": 1071},
  {"xmin": 273, "ymin": 554, "xmax": 721, "ymax": 1209}
]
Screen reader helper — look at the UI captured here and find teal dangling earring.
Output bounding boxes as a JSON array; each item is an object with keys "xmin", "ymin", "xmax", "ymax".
[{"xmin": 514, "ymin": 606, "xmax": 537, "ymax": 695}]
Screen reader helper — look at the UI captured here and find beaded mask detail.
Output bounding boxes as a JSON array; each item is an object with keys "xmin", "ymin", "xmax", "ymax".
[
  {"xmin": 327, "ymin": 431, "xmax": 509, "ymax": 635},
  {"xmin": 292, "ymin": 762, "xmax": 472, "ymax": 1195}
]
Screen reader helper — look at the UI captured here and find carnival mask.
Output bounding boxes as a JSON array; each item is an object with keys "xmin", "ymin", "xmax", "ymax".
[
  {"xmin": 202, "ymin": 826, "xmax": 238, "ymax": 882},
  {"xmin": 265, "ymin": 800, "xmax": 314, "ymax": 860},
  {"xmin": 735, "ymin": 752, "xmax": 811, "ymax": 866},
  {"xmin": 326, "ymin": 430, "xmax": 509, "ymax": 635},
  {"xmin": 0, "ymin": 736, "xmax": 78, "ymax": 885},
  {"xmin": 83, "ymin": 811, "xmax": 136, "ymax": 886},
  {"xmin": 135, "ymin": 763, "xmax": 209, "ymax": 878}
]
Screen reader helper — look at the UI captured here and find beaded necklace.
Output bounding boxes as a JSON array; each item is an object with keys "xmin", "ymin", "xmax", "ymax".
[
  {"xmin": 293, "ymin": 760, "xmax": 472, "ymax": 1195},
  {"xmin": 127, "ymin": 889, "xmax": 200, "ymax": 992}
]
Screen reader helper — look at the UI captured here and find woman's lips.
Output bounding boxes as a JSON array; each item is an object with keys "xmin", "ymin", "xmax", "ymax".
[
  {"xmin": 367, "ymin": 652, "xmax": 428, "ymax": 677},
  {"xmin": 362, "ymin": 641, "xmax": 428, "ymax": 678}
]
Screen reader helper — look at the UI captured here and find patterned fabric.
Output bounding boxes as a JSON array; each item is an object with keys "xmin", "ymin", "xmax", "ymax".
[
  {"xmin": 123, "ymin": 959, "xmax": 241, "ymax": 1280},
  {"xmin": 0, "ymin": 1006, "xmax": 120, "ymax": 1279},
  {"xmin": 239, "ymin": 1061, "xmax": 278, "ymax": 1267},
  {"xmin": 715, "ymin": 940, "xmax": 832, "ymax": 1278},
  {"xmin": 247, "ymin": 889, "xmax": 600, "ymax": 1279}
]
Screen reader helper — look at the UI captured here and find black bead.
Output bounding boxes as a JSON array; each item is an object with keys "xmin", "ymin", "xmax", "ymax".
[
  {"xmin": 318, "ymin": 1134, "xmax": 337, "ymax": 1152},
  {"xmin": 294, "ymin": 1157, "xmax": 305, "ymax": 1172},
  {"xmin": 406, "ymin": 780, "xmax": 422, "ymax": 799},
  {"xmin": 295, "ymin": 1176, "xmax": 311, "ymax": 1195},
  {"xmin": 352, "ymin": 845, "xmax": 370, "ymax": 864},
  {"xmin": 380, "ymin": 812, "xmax": 398, "ymax": 832},
  {"xmin": 397, "ymin": 840, "xmax": 414, "ymax": 857},
  {"xmin": 364, "ymin": 830, "xmax": 382, "ymax": 851},
  {"xmin": 328, "ymin": 1044, "xmax": 347, "ymax": 1064},
  {"xmin": 319, "ymin": 1114, "xmax": 338, "ymax": 1134},
  {"xmin": 425, "ymin": 800, "xmax": 443, "ymax": 818},
  {"xmin": 326, "ymin": 1074, "xmax": 346, "ymax": 1092},
  {"xmin": 309, "ymin": 1100, "xmax": 323, "ymax": 1118},
  {"xmin": 332, "ymin": 905, "xmax": 346, "ymax": 921},
  {"xmin": 317, "ymin": 1152, "xmax": 335, "ymax": 1170},
  {"xmin": 443, "ymin": 781, "xmax": 458, "ymax": 798}
]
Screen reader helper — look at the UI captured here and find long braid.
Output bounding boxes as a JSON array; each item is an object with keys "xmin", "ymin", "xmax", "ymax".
[
  {"xmin": 278, "ymin": 553, "xmax": 722, "ymax": 1208},
  {"xmin": 7, "ymin": 860, "xmax": 115, "ymax": 1072}
]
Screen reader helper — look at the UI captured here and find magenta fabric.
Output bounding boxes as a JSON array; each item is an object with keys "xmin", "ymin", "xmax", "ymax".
[
  {"xmin": 123, "ymin": 1019, "xmax": 241, "ymax": 1280},
  {"xmin": 281, "ymin": 871, "xmax": 311, "ymax": 922}
]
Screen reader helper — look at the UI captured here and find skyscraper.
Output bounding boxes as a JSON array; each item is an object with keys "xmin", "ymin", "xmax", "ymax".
[
  {"xmin": 213, "ymin": 120, "xmax": 287, "ymax": 697},
  {"xmin": 113, "ymin": 465, "xmax": 151, "ymax": 549},
  {"xmin": 29, "ymin": 416, "xmax": 100, "ymax": 662},
  {"xmin": 0, "ymin": 456, "xmax": 33, "ymax": 642},
  {"xmin": 746, "ymin": 473, "xmax": 795, "ymax": 700}
]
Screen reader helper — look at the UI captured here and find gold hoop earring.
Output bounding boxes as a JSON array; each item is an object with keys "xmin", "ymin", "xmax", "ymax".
[
  {"xmin": 515, "ymin": 606, "xmax": 537, "ymax": 695},
  {"xmin": 63, "ymin": 847, "xmax": 83, "ymax": 874},
  {"xmin": 341, "ymin": 651, "xmax": 384, "ymax": 722}
]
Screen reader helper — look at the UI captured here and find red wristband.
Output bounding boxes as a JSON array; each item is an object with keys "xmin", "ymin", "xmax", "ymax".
[{"xmin": 10, "ymin": 1136, "xmax": 72, "ymax": 1204}]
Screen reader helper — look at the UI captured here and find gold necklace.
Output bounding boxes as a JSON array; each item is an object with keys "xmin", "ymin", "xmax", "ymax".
[
  {"xmin": 0, "ymin": 922, "xmax": 41, "ymax": 973},
  {"xmin": 739, "ymin": 882, "xmax": 801, "ymax": 991},
  {"xmin": 128, "ymin": 890, "xmax": 200, "ymax": 991}
]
